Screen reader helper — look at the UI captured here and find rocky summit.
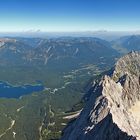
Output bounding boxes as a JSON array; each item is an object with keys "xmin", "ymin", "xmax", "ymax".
[{"xmin": 61, "ymin": 51, "xmax": 140, "ymax": 140}]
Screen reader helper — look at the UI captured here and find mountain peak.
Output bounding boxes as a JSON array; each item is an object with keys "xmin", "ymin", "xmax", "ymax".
[
  {"xmin": 61, "ymin": 51, "xmax": 140, "ymax": 140},
  {"xmin": 113, "ymin": 51, "xmax": 140, "ymax": 80}
]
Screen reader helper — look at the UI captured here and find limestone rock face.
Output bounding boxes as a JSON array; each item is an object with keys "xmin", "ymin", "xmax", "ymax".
[{"xmin": 61, "ymin": 51, "xmax": 140, "ymax": 140}]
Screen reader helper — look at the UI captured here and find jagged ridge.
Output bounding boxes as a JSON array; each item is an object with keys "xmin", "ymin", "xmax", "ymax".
[{"xmin": 61, "ymin": 51, "xmax": 140, "ymax": 140}]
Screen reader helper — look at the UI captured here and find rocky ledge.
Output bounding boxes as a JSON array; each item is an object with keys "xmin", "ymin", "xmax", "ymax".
[{"xmin": 61, "ymin": 51, "xmax": 140, "ymax": 140}]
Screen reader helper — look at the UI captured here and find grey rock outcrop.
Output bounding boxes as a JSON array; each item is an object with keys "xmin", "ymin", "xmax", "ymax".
[{"xmin": 61, "ymin": 51, "xmax": 140, "ymax": 140}]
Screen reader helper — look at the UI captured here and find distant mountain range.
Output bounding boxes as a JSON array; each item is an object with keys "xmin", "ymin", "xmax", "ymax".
[
  {"xmin": 112, "ymin": 35, "xmax": 140, "ymax": 54},
  {"xmin": 0, "ymin": 37, "xmax": 119, "ymax": 70},
  {"xmin": 1, "ymin": 35, "xmax": 140, "ymax": 70}
]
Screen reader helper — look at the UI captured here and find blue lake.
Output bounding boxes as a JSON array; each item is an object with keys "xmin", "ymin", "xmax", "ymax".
[{"xmin": 0, "ymin": 81, "xmax": 44, "ymax": 98}]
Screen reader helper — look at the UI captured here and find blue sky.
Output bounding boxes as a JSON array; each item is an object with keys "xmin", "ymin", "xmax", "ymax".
[{"xmin": 0, "ymin": 0, "xmax": 140, "ymax": 32}]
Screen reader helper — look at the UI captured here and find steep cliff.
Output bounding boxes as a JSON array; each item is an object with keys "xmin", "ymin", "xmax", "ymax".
[{"xmin": 61, "ymin": 51, "xmax": 140, "ymax": 140}]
